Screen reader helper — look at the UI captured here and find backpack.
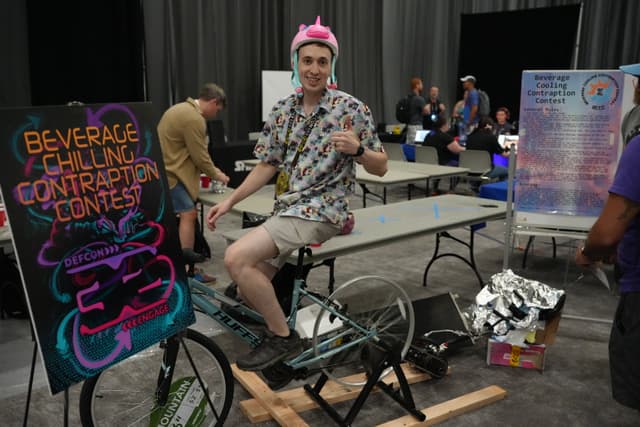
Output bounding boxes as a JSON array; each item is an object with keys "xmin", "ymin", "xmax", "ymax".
[
  {"xmin": 395, "ymin": 94, "xmax": 414, "ymax": 124},
  {"xmin": 477, "ymin": 89, "xmax": 491, "ymax": 118},
  {"xmin": 176, "ymin": 216, "xmax": 211, "ymax": 260},
  {"xmin": 193, "ymin": 218, "xmax": 211, "ymax": 259},
  {"xmin": 222, "ymin": 262, "xmax": 313, "ymax": 318}
]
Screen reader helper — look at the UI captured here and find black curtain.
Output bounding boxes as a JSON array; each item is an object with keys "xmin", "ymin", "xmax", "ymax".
[
  {"xmin": 143, "ymin": 0, "xmax": 384, "ymax": 143},
  {"xmin": 1, "ymin": 0, "xmax": 31, "ymax": 107},
  {"xmin": 458, "ymin": 5, "xmax": 581, "ymax": 123},
  {"xmin": 3, "ymin": 0, "xmax": 640, "ymax": 132},
  {"xmin": 26, "ymin": 0, "xmax": 145, "ymax": 106}
]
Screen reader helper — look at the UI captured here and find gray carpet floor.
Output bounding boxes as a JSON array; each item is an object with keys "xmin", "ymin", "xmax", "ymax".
[{"xmin": 1, "ymin": 182, "xmax": 639, "ymax": 426}]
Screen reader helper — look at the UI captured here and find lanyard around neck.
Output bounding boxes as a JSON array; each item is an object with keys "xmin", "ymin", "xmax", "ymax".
[{"xmin": 282, "ymin": 109, "xmax": 320, "ymax": 170}]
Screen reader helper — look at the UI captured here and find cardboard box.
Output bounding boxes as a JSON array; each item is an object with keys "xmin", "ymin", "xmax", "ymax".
[
  {"xmin": 486, "ymin": 339, "xmax": 546, "ymax": 370},
  {"xmin": 486, "ymin": 312, "xmax": 561, "ymax": 371},
  {"xmin": 533, "ymin": 312, "xmax": 561, "ymax": 345}
]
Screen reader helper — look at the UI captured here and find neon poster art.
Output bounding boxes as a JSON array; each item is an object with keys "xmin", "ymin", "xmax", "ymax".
[{"xmin": 0, "ymin": 103, "xmax": 194, "ymax": 394}]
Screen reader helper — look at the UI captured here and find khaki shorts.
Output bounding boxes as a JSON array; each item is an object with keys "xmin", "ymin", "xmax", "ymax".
[{"xmin": 262, "ymin": 215, "xmax": 341, "ymax": 268}]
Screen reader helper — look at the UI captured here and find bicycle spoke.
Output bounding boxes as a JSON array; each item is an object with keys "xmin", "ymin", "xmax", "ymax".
[
  {"xmin": 312, "ymin": 276, "xmax": 414, "ymax": 387},
  {"xmin": 79, "ymin": 329, "xmax": 233, "ymax": 427}
]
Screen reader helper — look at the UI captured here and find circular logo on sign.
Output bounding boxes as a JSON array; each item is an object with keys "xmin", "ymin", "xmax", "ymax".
[{"xmin": 581, "ymin": 73, "xmax": 620, "ymax": 107}]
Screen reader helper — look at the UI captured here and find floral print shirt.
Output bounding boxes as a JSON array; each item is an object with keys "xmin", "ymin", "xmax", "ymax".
[{"xmin": 254, "ymin": 89, "xmax": 382, "ymax": 225}]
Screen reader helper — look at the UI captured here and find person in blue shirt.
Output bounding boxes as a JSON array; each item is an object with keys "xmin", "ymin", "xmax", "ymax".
[
  {"xmin": 620, "ymin": 63, "xmax": 640, "ymax": 146},
  {"xmin": 460, "ymin": 75, "xmax": 479, "ymax": 133},
  {"xmin": 575, "ymin": 132, "xmax": 640, "ymax": 410}
]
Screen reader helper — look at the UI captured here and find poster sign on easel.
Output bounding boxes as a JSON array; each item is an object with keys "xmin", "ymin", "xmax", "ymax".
[
  {"xmin": 516, "ymin": 70, "xmax": 625, "ymax": 231},
  {"xmin": 0, "ymin": 103, "xmax": 195, "ymax": 394}
]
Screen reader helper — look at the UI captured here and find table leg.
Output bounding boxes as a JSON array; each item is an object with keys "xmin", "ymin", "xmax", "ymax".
[{"xmin": 423, "ymin": 228, "xmax": 484, "ymax": 288}]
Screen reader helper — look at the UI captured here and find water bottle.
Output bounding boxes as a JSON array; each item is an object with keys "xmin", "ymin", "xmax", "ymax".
[{"xmin": 458, "ymin": 121, "xmax": 467, "ymax": 146}]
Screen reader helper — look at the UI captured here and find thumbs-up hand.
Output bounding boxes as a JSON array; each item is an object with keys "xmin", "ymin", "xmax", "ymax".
[
  {"xmin": 332, "ymin": 115, "xmax": 361, "ymax": 155},
  {"xmin": 343, "ymin": 116, "xmax": 352, "ymax": 132}
]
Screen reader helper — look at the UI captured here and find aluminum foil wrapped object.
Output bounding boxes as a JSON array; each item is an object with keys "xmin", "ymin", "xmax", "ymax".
[{"xmin": 465, "ymin": 269, "xmax": 565, "ymax": 336}]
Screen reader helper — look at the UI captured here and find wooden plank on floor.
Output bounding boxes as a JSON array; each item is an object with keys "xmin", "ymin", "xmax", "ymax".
[
  {"xmin": 232, "ymin": 364, "xmax": 309, "ymax": 427},
  {"xmin": 239, "ymin": 363, "xmax": 443, "ymax": 423},
  {"xmin": 376, "ymin": 385, "xmax": 507, "ymax": 427}
]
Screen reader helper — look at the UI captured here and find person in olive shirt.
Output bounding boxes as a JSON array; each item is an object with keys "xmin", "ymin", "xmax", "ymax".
[
  {"xmin": 158, "ymin": 83, "xmax": 230, "ymax": 262},
  {"xmin": 465, "ymin": 116, "xmax": 509, "ymax": 181}
]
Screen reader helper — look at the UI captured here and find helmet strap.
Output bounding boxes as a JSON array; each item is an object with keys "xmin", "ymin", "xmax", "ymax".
[
  {"xmin": 328, "ymin": 57, "xmax": 338, "ymax": 89},
  {"xmin": 291, "ymin": 51, "xmax": 303, "ymax": 97}
]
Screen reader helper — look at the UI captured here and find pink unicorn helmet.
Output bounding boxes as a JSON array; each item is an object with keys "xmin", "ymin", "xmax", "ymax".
[{"xmin": 290, "ymin": 16, "xmax": 339, "ymax": 96}]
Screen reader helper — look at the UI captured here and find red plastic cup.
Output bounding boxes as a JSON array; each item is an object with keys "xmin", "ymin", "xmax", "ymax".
[
  {"xmin": 200, "ymin": 175, "xmax": 211, "ymax": 189},
  {"xmin": 0, "ymin": 208, "xmax": 5, "ymax": 227}
]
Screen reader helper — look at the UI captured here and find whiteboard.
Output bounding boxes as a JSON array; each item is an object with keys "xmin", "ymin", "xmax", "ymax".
[{"xmin": 262, "ymin": 70, "xmax": 292, "ymax": 122}]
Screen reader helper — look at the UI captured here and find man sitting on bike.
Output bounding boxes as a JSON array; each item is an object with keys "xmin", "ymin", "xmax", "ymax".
[{"xmin": 206, "ymin": 16, "xmax": 388, "ymax": 371}]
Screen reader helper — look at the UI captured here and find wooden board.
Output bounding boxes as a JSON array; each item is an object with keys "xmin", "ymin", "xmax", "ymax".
[
  {"xmin": 232, "ymin": 364, "xmax": 309, "ymax": 427},
  {"xmin": 237, "ymin": 363, "xmax": 440, "ymax": 423},
  {"xmin": 376, "ymin": 385, "xmax": 507, "ymax": 426}
]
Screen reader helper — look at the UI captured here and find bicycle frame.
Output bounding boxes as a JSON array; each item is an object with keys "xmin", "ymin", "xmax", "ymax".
[{"xmin": 188, "ymin": 275, "xmax": 376, "ymax": 371}]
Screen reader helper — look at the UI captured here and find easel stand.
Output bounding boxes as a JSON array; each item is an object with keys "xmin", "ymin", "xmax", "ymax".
[
  {"xmin": 303, "ymin": 345, "xmax": 425, "ymax": 426},
  {"xmin": 23, "ymin": 321, "xmax": 69, "ymax": 427}
]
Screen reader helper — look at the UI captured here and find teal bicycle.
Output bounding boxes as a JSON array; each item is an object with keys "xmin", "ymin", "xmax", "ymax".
[{"xmin": 78, "ymin": 248, "xmax": 416, "ymax": 426}]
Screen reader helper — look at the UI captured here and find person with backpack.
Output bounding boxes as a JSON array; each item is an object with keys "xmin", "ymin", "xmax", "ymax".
[
  {"xmin": 397, "ymin": 77, "xmax": 428, "ymax": 144},
  {"xmin": 460, "ymin": 75, "xmax": 480, "ymax": 135}
]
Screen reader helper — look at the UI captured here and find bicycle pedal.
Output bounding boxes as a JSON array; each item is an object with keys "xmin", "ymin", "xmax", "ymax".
[{"xmin": 261, "ymin": 362, "xmax": 296, "ymax": 390}]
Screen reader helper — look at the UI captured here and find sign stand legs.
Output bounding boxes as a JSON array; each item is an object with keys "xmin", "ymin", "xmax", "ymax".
[
  {"xmin": 22, "ymin": 321, "xmax": 69, "ymax": 427},
  {"xmin": 502, "ymin": 148, "xmax": 517, "ymax": 271}
]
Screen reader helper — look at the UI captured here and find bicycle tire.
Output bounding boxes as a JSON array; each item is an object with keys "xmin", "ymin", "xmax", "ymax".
[
  {"xmin": 311, "ymin": 275, "xmax": 415, "ymax": 387},
  {"xmin": 79, "ymin": 328, "xmax": 233, "ymax": 427}
]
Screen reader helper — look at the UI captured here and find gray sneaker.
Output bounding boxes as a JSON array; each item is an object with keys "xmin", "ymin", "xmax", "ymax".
[{"xmin": 236, "ymin": 330, "xmax": 303, "ymax": 371}]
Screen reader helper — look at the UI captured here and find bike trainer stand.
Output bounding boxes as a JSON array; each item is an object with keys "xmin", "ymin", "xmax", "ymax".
[{"xmin": 303, "ymin": 344, "xmax": 426, "ymax": 426}]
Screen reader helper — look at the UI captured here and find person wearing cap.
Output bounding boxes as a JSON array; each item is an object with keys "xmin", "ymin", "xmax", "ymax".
[
  {"xmin": 206, "ymin": 16, "xmax": 387, "ymax": 372},
  {"xmin": 620, "ymin": 63, "xmax": 640, "ymax": 146},
  {"xmin": 158, "ymin": 83, "xmax": 230, "ymax": 266},
  {"xmin": 460, "ymin": 75, "xmax": 480, "ymax": 133},
  {"xmin": 575, "ymin": 61, "xmax": 640, "ymax": 411}
]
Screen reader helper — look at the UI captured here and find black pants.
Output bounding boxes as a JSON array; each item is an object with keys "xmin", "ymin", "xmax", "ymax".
[{"xmin": 610, "ymin": 291, "xmax": 640, "ymax": 410}]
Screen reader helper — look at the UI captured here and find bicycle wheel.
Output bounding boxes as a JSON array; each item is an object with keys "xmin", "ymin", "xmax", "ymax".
[
  {"xmin": 311, "ymin": 275, "xmax": 414, "ymax": 387},
  {"xmin": 79, "ymin": 328, "xmax": 233, "ymax": 427}
]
